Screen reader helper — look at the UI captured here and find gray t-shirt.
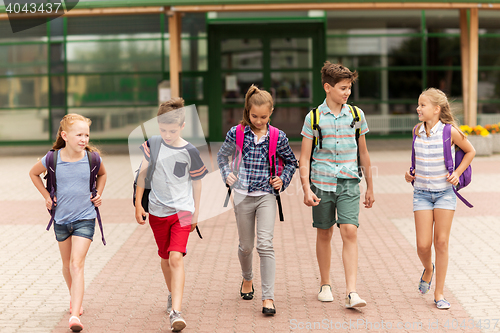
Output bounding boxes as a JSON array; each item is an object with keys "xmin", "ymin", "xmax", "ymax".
[
  {"xmin": 140, "ymin": 140, "xmax": 208, "ymax": 218},
  {"xmin": 42, "ymin": 150, "xmax": 99, "ymax": 224}
]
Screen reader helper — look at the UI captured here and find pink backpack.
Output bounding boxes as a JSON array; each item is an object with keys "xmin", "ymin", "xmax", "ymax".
[
  {"xmin": 233, "ymin": 124, "xmax": 283, "ymax": 177},
  {"xmin": 223, "ymin": 124, "xmax": 285, "ymax": 221}
]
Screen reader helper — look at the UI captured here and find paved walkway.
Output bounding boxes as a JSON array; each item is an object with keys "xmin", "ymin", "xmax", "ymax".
[{"xmin": 1, "ymin": 144, "xmax": 499, "ymax": 333}]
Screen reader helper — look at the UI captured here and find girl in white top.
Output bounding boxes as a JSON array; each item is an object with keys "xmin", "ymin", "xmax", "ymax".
[{"xmin": 405, "ymin": 88, "xmax": 475, "ymax": 309}]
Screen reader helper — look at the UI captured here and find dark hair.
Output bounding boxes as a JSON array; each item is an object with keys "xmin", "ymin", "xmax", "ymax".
[
  {"xmin": 321, "ymin": 61, "xmax": 358, "ymax": 88},
  {"xmin": 157, "ymin": 97, "xmax": 185, "ymax": 125},
  {"xmin": 240, "ymin": 85, "xmax": 273, "ymax": 128},
  {"xmin": 53, "ymin": 114, "xmax": 99, "ymax": 153}
]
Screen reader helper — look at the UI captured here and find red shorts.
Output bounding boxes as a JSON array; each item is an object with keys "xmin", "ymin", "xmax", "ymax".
[{"xmin": 149, "ymin": 211, "xmax": 192, "ymax": 259}]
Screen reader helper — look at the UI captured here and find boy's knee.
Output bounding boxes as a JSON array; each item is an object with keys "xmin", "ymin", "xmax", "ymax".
[
  {"xmin": 168, "ymin": 252, "xmax": 183, "ymax": 268},
  {"xmin": 317, "ymin": 227, "xmax": 333, "ymax": 241},
  {"xmin": 340, "ymin": 224, "xmax": 357, "ymax": 242}
]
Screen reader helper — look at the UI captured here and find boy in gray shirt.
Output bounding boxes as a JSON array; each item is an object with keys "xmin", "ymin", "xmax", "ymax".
[{"xmin": 135, "ymin": 98, "xmax": 207, "ymax": 332}]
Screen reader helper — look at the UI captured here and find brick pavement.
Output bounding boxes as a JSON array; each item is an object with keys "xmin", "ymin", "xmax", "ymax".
[{"xmin": 0, "ymin": 145, "xmax": 499, "ymax": 333}]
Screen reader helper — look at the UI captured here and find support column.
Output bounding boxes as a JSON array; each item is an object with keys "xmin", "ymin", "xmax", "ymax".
[
  {"xmin": 168, "ymin": 11, "xmax": 182, "ymax": 98},
  {"xmin": 460, "ymin": 8, "xmax": 478, "ymax": 127},
  {"xmin": 468, "ymin": 8, "xmax": 478, "ymax": 127},
  {"xmin": 460, "ymin": 9, "xmax": 469, "ymax": 125}
]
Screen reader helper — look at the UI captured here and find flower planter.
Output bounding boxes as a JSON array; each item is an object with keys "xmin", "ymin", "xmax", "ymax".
[
  {"xmin": 467, "ymin": 135, "xmax": 493, "ymax": 156},
  {"xmin": 492, "ymin": 133, "xmax": 500, "ymax": 154}
]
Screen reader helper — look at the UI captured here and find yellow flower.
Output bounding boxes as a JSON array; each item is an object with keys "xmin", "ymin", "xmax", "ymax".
[
  {"xmin": 460, "ymin": 125, "xmax": 472, "ymax": 135},
  {"xmin": 462, "ymin": 125, "xmax": 490, "ymax": 136}
]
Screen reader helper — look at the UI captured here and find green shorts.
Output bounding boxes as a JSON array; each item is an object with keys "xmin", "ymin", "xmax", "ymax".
[{"xmin": 311, "ymin": 179, "xmax": 360, "ymax": 229}]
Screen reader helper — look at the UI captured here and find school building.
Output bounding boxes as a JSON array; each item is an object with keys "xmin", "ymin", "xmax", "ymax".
[{"xmin": 1, "ymin": 0, "xmax": 500, "ymax": 144}]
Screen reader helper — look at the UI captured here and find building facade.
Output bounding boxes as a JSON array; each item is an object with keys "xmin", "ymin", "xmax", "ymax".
[{"xmin": 1, "ymin": 1, "xmax": 500, "ymax": 143}]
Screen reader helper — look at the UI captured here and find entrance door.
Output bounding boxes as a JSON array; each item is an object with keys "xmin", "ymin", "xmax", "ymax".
[{"xmin": 208, "ymin": 22, "xmax": 325, "ymax": 141}]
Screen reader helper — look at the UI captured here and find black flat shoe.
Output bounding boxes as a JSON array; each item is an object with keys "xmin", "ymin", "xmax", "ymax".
[
  {"xmin": 240, "ymin": 280, "xmax": 254, "ymax": 300},
  {"xmin": 262, "ymin": 302, "xmax": 276, "ymax": 315}
]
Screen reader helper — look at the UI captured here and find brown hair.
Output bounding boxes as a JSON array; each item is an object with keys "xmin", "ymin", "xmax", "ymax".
[
  {"xmin": 157, "ymin": 97, "xmax": 185, "ymax": 125},
  {"xmin": 321, "ymin": 61, "xmax": 358, "ymax": 88},
  {"xmin": 240, "ymin": 84, "xmax": 273, "ymax": 129},
  {"xmin": 52, "ymin": 114, "xmax": 99, "ymax": 153},
  {"xmin": 415, "ymin": 88, "xmax": 465, "ymax": 139}
]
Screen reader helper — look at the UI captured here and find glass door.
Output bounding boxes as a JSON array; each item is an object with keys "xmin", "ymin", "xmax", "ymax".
[{"xmin": 208, "ymin": 22, "xmax": 325, "ymax": 141}]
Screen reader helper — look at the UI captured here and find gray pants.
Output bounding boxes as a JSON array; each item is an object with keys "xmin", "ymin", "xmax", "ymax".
[{"xmin": 233, "ymin": 192, "xmax": 276, "ymax": 301}]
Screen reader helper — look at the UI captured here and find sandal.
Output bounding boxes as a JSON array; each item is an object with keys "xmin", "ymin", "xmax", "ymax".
[{"xmin": 69, "ymin": 316, "xmax": 83, "ymax": 332}]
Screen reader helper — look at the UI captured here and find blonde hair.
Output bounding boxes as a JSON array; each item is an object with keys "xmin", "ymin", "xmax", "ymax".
[
  {"xmin": 415, "ymin": 88, "xmax": 465, "ymax": 139},
  {"xmin": 53, "ymin": 114, "xmax": 99, "ymax": 153},
  {"xmin": 241, "ymin": 85, "xmax": 273, "ymax": 129},
  {"xmin": 321, "ymin": 61, "xmax": 358, "ymax": 87},
  {"xmin": 157, "ymin": 97, "xmax": 185, "ymax": 125}
]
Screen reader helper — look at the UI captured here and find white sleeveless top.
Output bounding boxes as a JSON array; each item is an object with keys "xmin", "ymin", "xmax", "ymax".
[{"xmin": 414, "ymin": 121, "xmax": 454, "ymax": 192}]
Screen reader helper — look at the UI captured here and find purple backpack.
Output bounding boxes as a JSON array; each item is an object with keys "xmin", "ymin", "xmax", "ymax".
[
  {"xmin": 411, "ymin": 124, "xmax": 473, "ymax": 208},
  {"xmin": 44, "ymin": 149, "xmax": 106, "ymax": 244}
]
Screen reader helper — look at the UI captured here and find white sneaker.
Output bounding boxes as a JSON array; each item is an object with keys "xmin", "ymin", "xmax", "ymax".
[
  {"xmin": 317, "ymin": 284, "xmax": 334, "ymax": 302},
  {"xmin": 169, "ymin": 310, "xmax": 186, "ymax": 332},
  {"xmin": 345, "ymin": 292, "xmax": 367, "ymax": 308}
]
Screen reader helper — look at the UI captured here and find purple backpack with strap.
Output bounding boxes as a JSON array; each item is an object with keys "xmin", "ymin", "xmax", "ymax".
[
  {"xmin": 411, "ymin": 124, "xmax": 473, "ymax": 208},
  {"xmin": 44, "ymin": 149, "xmax": 106, "ymax": 244}
]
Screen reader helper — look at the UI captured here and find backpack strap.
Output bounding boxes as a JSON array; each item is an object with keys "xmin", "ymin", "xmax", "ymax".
[
  {"xmin": 224, "ymin": 125, "xmax": 245, "ymax": 208},
  {"xmin": 146, "ymin": 136, "xmax": 163, "ymax": 186},
  {"xmin": 347, "ymin": 105, "xmax": 362, "ymax": 177},
  {"xmin": 268, "ymin": 125, "xmax": 279, "ymax": 174},
  {"xmin": 88, "ymin": 151, "xmax": 106, "ymax": 245},
  {"xmin": 410, "ymin": 126, "xmax": 417, "ymax": 186},
  {"xmin": 442, "ymin": 124, "xmax": 454, "ymax": 175},
  {"xmin": 442, "ymin": 124, "xmax": 473, "ymax": 208},
  {"xmin": 308, "ymin": 108, "xmax": 320, "ymax": 183},
  {"xmin": 310, "ymin": 108, "xmax": 322, "ymax": 149},
  {"xmin": 45, "ymin": 149, "xmax": 57, "ymax": 231},
  {"xmin": 234, "ymin": 124, "xmax": 245, "ymax": 172},
  {"xmin": 268, "ymin": 125, "xmax": 284, "ymax": 221}
]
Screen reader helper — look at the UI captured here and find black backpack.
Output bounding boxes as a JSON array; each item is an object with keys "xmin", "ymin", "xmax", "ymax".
[
  {"xmin": 132, "ymin": 136, "xmax": 203, "ymax": 239},
  {"xmin": 44, "ymin": 149, "xmax": 105, "ymax": 245},
  {"xmin": 133, "ymin": 136, "xmax": 162, "ymax": 213}
]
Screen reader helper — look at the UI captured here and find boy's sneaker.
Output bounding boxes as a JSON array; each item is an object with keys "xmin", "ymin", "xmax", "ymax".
[
  {"xmin": 345, "ymin": 292, "xmax": 367, "ymax": 308},
  {"xmin": 317, "ymin": 284, "xmax": 334, "ymax": 302},
  {"xmin": 169, "ymin": 310, "xmax": 186, "ymax": 332},
  {"xmin": 167, "ymin": 293, "xmax": 172, "ymax": 313}
]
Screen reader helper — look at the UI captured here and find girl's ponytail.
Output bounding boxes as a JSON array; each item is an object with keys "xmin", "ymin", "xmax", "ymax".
[
  {"xmin": 240, "ymin": 84, "xmax": 274, "ymax": 128},
  {"xmin": 52, "ymin": 114, "xmax": 100, "ymax": 153}
]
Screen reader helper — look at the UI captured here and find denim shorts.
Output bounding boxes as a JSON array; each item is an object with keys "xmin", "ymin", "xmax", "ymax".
[
  {"xmin": 413, "ymin": 187, "xmax": 457, "ymax": 212},
  {"xmin": 54, "ymin": 219, "xmax": 96, "ymax": 242}
]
